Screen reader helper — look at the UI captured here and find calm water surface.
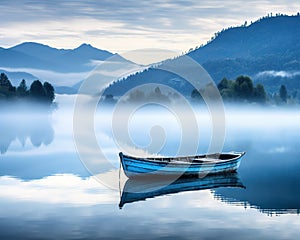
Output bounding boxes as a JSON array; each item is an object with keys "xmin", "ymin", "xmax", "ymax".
[{"xmin": 0, "ymin": 95, "xmax": 300, "ymax": 239}]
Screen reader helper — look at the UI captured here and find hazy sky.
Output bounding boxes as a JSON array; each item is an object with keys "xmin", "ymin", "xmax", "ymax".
[{"xmin": 0, "ymin": 0, "xmax": 299, "ymax": 53}]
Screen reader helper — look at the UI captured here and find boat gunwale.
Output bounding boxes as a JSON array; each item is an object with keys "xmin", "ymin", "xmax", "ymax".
[{"xmin": 120, "ymin": 152, "xmax": 245, "ymax": 166}]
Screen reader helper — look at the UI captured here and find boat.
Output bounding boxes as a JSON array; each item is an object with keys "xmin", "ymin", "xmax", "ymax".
[
  {"xmin": 119, "ymin": 152, "xmax": 245, "ymax": 178},
  {"xmin": 119, "ymin": 172, "xmax": 244, "ymax": 208}
]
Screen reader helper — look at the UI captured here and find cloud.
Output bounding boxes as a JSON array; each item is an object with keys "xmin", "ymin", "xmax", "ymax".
[
  {"xmin": 0, "ymin": 1, "xmax": 299, "ymax": 55},
  {"xmin": 0, "ymin": 67, "xmax": 89, "ymax": 86},
  {"xmin": 0, "ymin": 174, "xmax": 118, "ymax": 204},
  {"xmin": 256, "ymin": 70, "xmax": 300, "ymax": 79}
]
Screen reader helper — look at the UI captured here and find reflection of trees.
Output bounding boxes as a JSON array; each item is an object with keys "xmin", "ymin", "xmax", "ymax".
[
  {"xmin": 0, "ymin": 114, "xmax": 54, "ymax": 154},
  {"xmin": 213, "ymin": 152, "xmax": 300, "ymax": 215}
]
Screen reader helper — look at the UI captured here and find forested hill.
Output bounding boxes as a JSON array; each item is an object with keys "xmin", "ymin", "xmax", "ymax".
[
  {"xmin": 106, "ymin": 14, "xmax": 300, "ymax": 96},
  {"xmin": 188, "ymin": 14, "xmax": 300, "ymax": 62},
  {"xmin": 188, "ymin": 14, "xmax": 300, "ymax": 89}
]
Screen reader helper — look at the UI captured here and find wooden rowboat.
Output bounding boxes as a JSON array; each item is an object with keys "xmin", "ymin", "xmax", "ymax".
[{"xmin": 119, "ymin": 152, "xmax": 245, "ymax": 178}]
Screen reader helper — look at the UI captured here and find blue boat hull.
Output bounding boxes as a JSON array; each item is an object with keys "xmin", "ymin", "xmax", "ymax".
[{"xmin": 119, "ymin": 152, "xmax": 245, "ymax": 178}]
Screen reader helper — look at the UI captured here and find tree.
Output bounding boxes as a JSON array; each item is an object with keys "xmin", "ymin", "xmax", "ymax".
[
  {"xmin": 17, "ymin": 79, "xmax": 28, "ymax": 97},
  {"xmin": 43, "ymin": 82, "xmax": 55, "ymax": 103},
  {"xmin": 30, "ymin": 80, "xmax": 46, "ymax": 100},
  {"xmin": 234, "ymin": 76, "xmax": 254, "ymax": 101},
  {"xmin": 217, "ymin": 78, "xmax": 229, "ymax": 91},
  {"xmin": 154, "ymin": 86, "xmax": 162, "ymax": 96},
  {"xmin": 220, "ymin": 88, "xmax": 235, "ymax": 101},
  {"xmin": 0, "ymin": 73, "xmax": 55, "ymax": 106},
  {"xmin": 0, "ymin": 73, "xmax": 15, "ymax": 98},
  {"xmin": 191, "ymin": 88, "xmax": 201, "ymax": 99},
  {"xmin": 150, "ymin": 87, "xmax": 170, "ymax": 103},
  {"xmin": 128, "ymin": 89, "xmax": 145, "ymax": 102},
  {"xmin": 217, "ymin": 76, "xmax": 268, "ymax": 104},
  {"xmin": 0, "ymin": 73, "xmax": 12, "ymax": 88},
  {"xmin": 191, "ymin": 88, "xmax": 205, "ymax": 103},
  {"xmin": 279, "ymin": 85, "xmax": 287, "ymax": 102},
  {"xmin": 102, "ymin": 94, "xmax": 116, "ymax": 104},
  {"xmin": 253, "ymin": 84, "xmax": 266, "ymax": 103}
]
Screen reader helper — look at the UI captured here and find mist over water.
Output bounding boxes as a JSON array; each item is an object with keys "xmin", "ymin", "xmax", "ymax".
[
  {"xmin": 1, "ymin": 94, "xmax": 300, "ymax": 239},
  {"xmin": 2, "ymin": 94, "xmax": 300, "ymax": 184}
]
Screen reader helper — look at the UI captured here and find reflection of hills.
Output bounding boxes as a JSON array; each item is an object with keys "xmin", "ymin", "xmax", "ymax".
[
  {"xmin": 0, "ymin": 113, "xmax": 54, "ymax": 154},
  {"xmin": 0, "ymin": 111, "xmax": 90, "ymax": 180},
  {"xmin": 213, "ymin": 152, "xmax": 300, "ymax": 215},
  {"xmin": 119, "ymin": 173, "xmax": 244, "ymax": 209}
]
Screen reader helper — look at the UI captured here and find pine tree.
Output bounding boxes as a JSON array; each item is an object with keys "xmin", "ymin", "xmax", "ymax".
[
  {"xmin": 30, "ymin": 80, "xmax": 46, "ymax": 100},
  {"xmin": 43, "ymin": 82, "xmax": 55, "ymax": 103},
  {"xmin": 253, "ymin": 84, "xmax": 266, "ymax": 103},
  {"xmin": 279, "ymin": 85, "xmax": 287, "ymax": 102},
  {"xmin": 0, "ymin": 73, "xmax": 13, "ymax": 88},
  {"xmin": 17, "ymin": 79, "xmax": 28, "ymax": 97}
]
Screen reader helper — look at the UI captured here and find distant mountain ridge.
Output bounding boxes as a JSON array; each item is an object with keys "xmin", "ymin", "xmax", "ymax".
[
  {"xmin": 0, "ymin": 42, "xmax": 120, "ymax": 73},
  {"xmin": 0, "ymin": 42, "xmax": 132, "ymax": 93}
]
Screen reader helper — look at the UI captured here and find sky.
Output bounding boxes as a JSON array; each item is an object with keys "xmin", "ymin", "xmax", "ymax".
[{"xmin": 0, "ymin": 0, "xmax": 299, "ymax": 53}]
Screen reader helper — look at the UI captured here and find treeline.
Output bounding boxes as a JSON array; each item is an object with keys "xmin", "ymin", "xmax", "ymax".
[
  {"xmin": 0, "ymin": 73, "xmax": 55, "ymax": 105},
  {"xmin": 191, "ymin": 75, "xmax": 290, "ymax": 105},
  {"xmin": 217, "ymin": 76, "xmax": 267, "ymax": 103}
]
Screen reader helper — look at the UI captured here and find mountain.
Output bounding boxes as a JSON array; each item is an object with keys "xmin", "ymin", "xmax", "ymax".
[
  {"xmin": 0, "ymin": 42, "xmax": 133, "ymax": 93},
  {"xmin": 0, "ymin": 47, "xmax": 53, "ymax": 70},
  {"xmin": 188, "ymin": 15, "xmax": 300, "ymax": 85},
  {"xmin": 0, "ymin": 42, "xmax": 119, "ymax": 73},
  {"xmin": 63, "ymin": 43, "xmax": 112, "ymax": 61},
  {"xmin": 53, "ymin": 44, "xmax": 115, "ymax": 72},
  {"xmin": 10, "ymin": 42, "xmax": 69, "ymax": 60},
  {"xmin": 188, "ymin": 15, "xmax": 300, "ymax": 62},
  {"xmin": 106, "ymin": 14, "xmax": 300, "ymax": 96}
]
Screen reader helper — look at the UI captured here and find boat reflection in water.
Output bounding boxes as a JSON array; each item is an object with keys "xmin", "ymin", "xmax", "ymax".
[{"xmin": 119, "ymin": 172, "xmax": 244, "ymax": 209}]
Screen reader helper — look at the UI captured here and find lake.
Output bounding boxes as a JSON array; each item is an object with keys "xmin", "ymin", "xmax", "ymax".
[{"xmin": 0, "ymin": 94, "xmax": 300, "ymax": 239}]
